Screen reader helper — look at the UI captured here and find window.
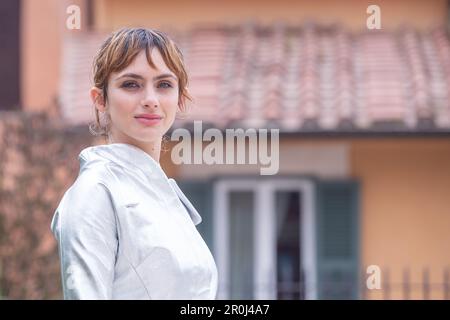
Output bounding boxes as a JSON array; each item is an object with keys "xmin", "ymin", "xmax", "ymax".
[{"xmin": 213, "ymin": 178, "xmax": 317, "ymax": 299}]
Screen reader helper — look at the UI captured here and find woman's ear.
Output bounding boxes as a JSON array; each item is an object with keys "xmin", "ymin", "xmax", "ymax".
[{"xmin": 90, "ymin": 87, "xmax": 106, "ymax": 112}]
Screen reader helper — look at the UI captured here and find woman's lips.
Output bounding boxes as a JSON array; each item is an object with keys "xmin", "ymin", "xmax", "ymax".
[{"xmin": 134, "ymin": 115, "xmax": 162, "ymax": 126}]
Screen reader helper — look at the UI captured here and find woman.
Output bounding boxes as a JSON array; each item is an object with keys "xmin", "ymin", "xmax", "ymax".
[{"xmin": 50, "ymin": 27, "xmax": 218, "ymax": 299}]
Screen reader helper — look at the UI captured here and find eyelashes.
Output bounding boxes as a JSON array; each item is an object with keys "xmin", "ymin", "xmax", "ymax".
[
  {"xmin": 158, "ymin": 81, "xmax": 173, "ymax": 89},
  {"xmin": 120, "ymin": 81, "xmax": 174, "ymax": 89},
  {"xmin": 121, "ymin": 81, "xmax": 139, "ymax": 89}
]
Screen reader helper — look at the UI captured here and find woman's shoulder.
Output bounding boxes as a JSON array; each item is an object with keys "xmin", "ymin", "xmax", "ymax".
[
  {"xmin": 50, "ymin": 173, "xmax": 116, "ymax": 239},
  {"xmin": 57, "ymin": 162, "xmax": 140, "ymax": 215}
]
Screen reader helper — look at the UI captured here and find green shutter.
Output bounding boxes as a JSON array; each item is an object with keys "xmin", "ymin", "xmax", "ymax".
[
  {"xmin": 177, "ymin": 180, "xmax": 214, "ymax": 252},
  {"xmin": 316, "ymin": 180, "xmax": 360, "ymax": 299}
]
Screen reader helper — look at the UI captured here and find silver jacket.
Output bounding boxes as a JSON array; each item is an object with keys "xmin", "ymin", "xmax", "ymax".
[{"xmin": 50, "ymin": 143, "xmax": 218, "ymax": 299}]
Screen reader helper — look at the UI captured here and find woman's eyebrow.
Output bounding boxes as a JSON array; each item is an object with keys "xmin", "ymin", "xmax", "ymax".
[
  {"xmin": 153, "ymin": 73, "xmax": 177, "ymax": 81},
  {"xmin": 115, "ymin": 73, "xmax": 144, "ymax": 81},
  {"xmin": 115, "ymin": 73, "xmax": 177, "ymax": 81}
]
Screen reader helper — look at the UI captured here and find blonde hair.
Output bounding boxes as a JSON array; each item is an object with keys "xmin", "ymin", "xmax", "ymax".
[{"xmin": 89, "ymin": 27, "xmax": 191, "ymax": 138}]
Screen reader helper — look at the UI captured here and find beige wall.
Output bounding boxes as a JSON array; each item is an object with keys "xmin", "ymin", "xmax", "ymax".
[
  {"xmin": 351, "ymin": 138, "xmax": 450, "ymax": 299},
  {"xmin": 174, "ymin": 138, "xmax": 351, "ymax": 179},
  {"xmin": 168, "ymin": 136, "xmax": 450, "ymax": 299},
  {"xmin": 21, "ymin": 0, "xmax": 63, "ymax": 112},
  {"xmin": 94, "ymin": 0, "xmax": 447, "ymax": 32},
  {"xmin": 21, "ymin": 0, "xmax": 91, "ymax": 112}
]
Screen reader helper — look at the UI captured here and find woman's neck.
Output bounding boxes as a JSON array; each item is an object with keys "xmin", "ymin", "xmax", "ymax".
[{"xmin": 107, "ymin": 133, "xmax": 162, "ymax": 163}]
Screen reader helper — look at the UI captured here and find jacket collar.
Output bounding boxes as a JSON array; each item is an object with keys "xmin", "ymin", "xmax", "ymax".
[
  {"xmin": 78, "ymin": 143, "xmax": 202, "ymax": 225},
  {"xmin": 79, "ymin": 142, "xmax": 164, "ymax": 180},
  {"xmin": 167, "ymin": 178, "xmax": 202, "ymax": 225}
]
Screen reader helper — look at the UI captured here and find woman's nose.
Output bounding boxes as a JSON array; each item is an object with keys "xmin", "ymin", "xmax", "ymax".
[{"xmin": 141, "ymin": 87, "xmax": 159, "ymax": 108}]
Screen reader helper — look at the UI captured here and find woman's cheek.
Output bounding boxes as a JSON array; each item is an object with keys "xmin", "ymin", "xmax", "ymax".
[
  {"xmin": 118, "ymin": 93, "xmax": 138, "ymax": 109},
  {"xmin": 162, "ymin": 94, "xmax": 178, "ymax": 116},
  {"xmin": 168, "ymin": 108, "xmax": 178, "ymax": 126}
]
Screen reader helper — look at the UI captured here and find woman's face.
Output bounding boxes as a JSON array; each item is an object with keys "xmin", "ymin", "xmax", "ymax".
[{"xmin": 98, "ymin": 49, "xmax": 179, "ymax": 146}]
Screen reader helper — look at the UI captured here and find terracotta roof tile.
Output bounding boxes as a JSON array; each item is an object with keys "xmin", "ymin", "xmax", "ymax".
[{"xmin": 59, "ymin": 24, "xmax": 450, "ymax": 133}]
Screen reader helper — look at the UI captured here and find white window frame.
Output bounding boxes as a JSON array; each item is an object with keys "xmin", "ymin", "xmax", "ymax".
[{"xmin": 213, "ymin": 178, "xmax": 317, "ymax": 300}]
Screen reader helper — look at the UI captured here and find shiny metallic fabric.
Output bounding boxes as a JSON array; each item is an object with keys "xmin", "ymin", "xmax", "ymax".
[{"xmin": 50, "ymin": 143, "xmax": 218, "ymax": 299}]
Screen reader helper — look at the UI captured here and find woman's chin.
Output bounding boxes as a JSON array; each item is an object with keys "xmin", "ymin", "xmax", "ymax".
[{"xmin": 131, "ymin": 132, "xmax": 164, "ymax": 144}]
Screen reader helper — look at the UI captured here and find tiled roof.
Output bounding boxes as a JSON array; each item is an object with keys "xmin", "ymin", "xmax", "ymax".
[{"xmin": 60, "ymin": 23, "xmax": 450, "ymax": 133}]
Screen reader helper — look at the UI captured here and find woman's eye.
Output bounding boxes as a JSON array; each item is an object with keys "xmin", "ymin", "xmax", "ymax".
[
  {"xmin": 122, "ymin": 82, "xmax": 139, "ymax": 89},
  {"xmin": 158, "ymin": 81, "xmax": 173, "ymax": 89}
]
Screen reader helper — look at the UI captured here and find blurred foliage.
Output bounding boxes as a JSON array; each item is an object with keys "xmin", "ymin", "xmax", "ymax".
[{"xmin": 0, "ymin": 111, "xmax": 96, "ymax": 299}]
